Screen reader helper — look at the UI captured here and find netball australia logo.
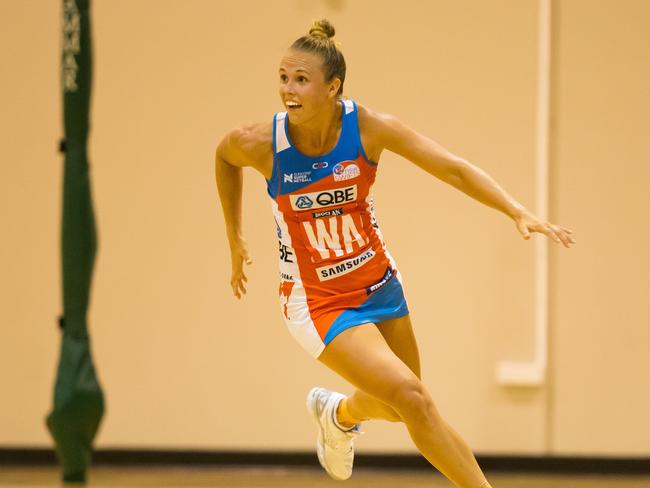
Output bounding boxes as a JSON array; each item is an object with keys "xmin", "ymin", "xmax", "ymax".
[
  {"xmin": 283, "ymin": 171, "xmax": 312, "ymax": 184},
  {"xmin": 332, "ymin": 161, "xmax": 360, "ymax": 182}
]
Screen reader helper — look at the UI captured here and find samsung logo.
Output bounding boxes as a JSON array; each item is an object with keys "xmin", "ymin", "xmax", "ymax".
[{"xmin": 316, "ymin": 250, "xmax": 375, "ymax": 281}]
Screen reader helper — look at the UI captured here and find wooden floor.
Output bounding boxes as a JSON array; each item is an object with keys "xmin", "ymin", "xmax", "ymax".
[{"xmin": 1, "ymin": 467, "xmax": 649, "ymax": 488}]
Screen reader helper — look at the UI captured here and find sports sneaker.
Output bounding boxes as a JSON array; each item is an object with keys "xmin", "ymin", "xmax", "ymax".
[{"xmin": 306, "ymin": 387, "xmax": 361, "ymax": 480}]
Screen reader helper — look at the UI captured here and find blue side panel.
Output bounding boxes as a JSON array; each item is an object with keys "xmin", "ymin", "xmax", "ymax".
[
  {"xmin": 266, "ymin": 113, "xmax": 280, "ymax": 198},
  {"xmin": 323, "ymin": 275, "xmax": 410, "ymax": 345},
  {"xmin": 266, "ymin": 169, "xmax": 278, "ymax": 198}
]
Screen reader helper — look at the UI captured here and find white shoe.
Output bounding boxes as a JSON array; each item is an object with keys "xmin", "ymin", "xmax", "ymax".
[{"xmin": 306, "ymin": 387, "xmax": 361, "ymax": 481}]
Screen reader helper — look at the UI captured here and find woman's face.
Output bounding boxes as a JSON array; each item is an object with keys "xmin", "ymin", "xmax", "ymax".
[{"xmin": 278, "ymin": 49, "xmax": 340, "ymax": 124}]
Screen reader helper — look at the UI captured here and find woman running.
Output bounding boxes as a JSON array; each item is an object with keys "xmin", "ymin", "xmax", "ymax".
[{"xmin": 215, "ymin": 19, "xmax": 574, "ymax": 488}]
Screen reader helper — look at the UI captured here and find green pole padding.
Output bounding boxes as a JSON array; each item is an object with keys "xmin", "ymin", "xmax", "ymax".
[{"xmin": 46, "ymin": 0, "xmax": 105, "ymax": 483}]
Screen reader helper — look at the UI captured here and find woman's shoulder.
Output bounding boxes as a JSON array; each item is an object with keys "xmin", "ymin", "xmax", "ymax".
[
  {"xmin": 216, "ymin": 121, "xmax": 273, "ymax": 176},
  {"xmin": 355, "ymin": 102, "xmax": 397, "ymax": 134},
  {"xmin": 228, "ymin": 121, "xmax": 273, "ymax": 155},
  {"xmin": 354, "ymin": 102, "xmax": 400, "ymax": 159},
  {"xmin": 220, "ymin": 121, "xmax": 273, "ymax": 169}
]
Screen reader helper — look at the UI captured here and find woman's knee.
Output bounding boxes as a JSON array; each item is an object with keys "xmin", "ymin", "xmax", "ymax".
[{"xmin": 387, "ymin": 377, "xmax": 438, "ymax": 423}]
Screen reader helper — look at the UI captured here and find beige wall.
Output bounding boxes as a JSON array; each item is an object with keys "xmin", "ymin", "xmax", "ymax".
[
  {"xmin": 551, "ymin": 0, "xmax": 650, "ymax": 455},
  {"xmin": 0, "ymin": 0, "xmax": 647, "ymax": 457}
]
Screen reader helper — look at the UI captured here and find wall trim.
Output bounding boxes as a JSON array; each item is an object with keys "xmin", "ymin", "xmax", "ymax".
[{"xmin": 1, "ymin": 448, "xmax": 648, "ymax": 474}]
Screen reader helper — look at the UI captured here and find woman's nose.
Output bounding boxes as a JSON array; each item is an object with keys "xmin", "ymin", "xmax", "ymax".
[{"xmin": 280, "ymin": 81, "xmax": 295, "ymax": 96}]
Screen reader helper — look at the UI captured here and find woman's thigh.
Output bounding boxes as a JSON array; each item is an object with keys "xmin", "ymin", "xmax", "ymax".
[
  {"xmin": 376, "ymin": 314, "xmax": 421, "ymax": 379},
  {"xmin": 318, "ymin": 322, "xmax": 420, "ymax": 406}
]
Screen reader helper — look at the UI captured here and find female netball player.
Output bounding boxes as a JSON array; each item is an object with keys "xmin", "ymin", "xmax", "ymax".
[{"xmin": 215, "ymin": 19, "xmax": 573, "ymax": 488}]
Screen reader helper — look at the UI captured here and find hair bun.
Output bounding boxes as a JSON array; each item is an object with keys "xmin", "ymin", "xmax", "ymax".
[{"xmin": 309, "ymin": 19, "xmax": 335, "ymax": 40}]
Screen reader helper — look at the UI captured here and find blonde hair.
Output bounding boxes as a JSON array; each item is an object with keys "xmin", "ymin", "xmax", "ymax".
[
  {"xmin": 309, "ymin": 19, "xmax": 335, "ymax": 39},
  {"xmin": 291, "ymin": 19, "xmax": 346, "ymax": 96}
]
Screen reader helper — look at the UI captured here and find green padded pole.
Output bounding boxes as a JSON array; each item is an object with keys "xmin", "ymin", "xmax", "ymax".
[{"xmin": 46, "ymin": 0, "xmax": 105, "ymax": 483}]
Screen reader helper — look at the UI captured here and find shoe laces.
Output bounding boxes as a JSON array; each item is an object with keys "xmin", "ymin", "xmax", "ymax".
[{"xmin": 326, "ymin": 423, "xmax": 362, "ymax": 451}]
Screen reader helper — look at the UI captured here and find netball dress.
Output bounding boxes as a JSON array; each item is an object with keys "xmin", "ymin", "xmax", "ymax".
[{"xmin": 266, "ymin": 99, "xmax": 409, "ymax": 357}]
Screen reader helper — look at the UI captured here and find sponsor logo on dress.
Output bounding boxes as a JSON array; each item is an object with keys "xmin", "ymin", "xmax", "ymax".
[
  {"xmin": 316, "ymin": 250, "xmax": 375, "ymax": 281},
  {"xmin": 332, "ymin": 161, "xmax": 360, "ymax": 182},
  {"xmin": 279, "ymin": 242, "xmax": 294, "ymax": 263},
  {"xmin": 302, "ymin": 214, "xmax": 368, "ymax": 260},
  {"xmin": 312, "ymin": 161, "xmax": 329, "ymax": 170},
  {"xmin": 290, "ymin": 185, "xmax": 357, "ymax": 211},
  {"xmin": 283, "ymin": 171, "xmax": 312, "ymax": 183},
  {"xmin": 312, "ymin": 207, "xmax": 343, "ymax": 219},
  {"xmin": 366, "ymin": 267, "xmax": 393, "ymax": 294},
  {"xmin": 294, "ymin": 195, "xmax": 314, "ymax": 209}
]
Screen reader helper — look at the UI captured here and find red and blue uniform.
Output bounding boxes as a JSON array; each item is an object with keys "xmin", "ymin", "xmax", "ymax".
[{"xmin": 267, "ymin": 99, "xmax": 409, "ymax": 357}]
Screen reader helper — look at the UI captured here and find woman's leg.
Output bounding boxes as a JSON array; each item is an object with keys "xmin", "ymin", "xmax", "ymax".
[
  {"xmin": 319, "ymin": 321, "xmax": 491, "ymax": 488},
  {"xmin": 337, "ymin": 314, "xmax": 421, "ymax": 424}
]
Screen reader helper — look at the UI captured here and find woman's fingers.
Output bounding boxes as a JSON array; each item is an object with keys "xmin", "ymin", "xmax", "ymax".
[
  {"xmin": 545, "ymin": 223, "xmax": 576, "ymax": 248},
  {"xmin": 531, "ymin": 222, "xmax": 576, "ymax": 247},
  {"xmin": 230, "ymin": 277, "xmax": 241, "ymax": 298},
  {"xmin": 555, "ymin": 231, "xmax": 571, "ymax": 247},
  {"xmin": 231, "ymin": 275, "xmax": 247, "ymax": 299},
  {"xmin": 238, "ymin": 279, "xmax": 248, "ymax": 296},
  {"xmin": 542, "ymin": 224, "xmax": 562, "ymax": 244},
  {"xmin": 561, "ymin": 227, "xmax": 576, "ymax": 243},
  {"xmin": 230, "ymin": 249, "xmax": 252, "ymax": 299},
  {"xmin": 555, "ymin": 231, "xmax": 569, "ymax": 247},
  {"xmin": 556, "ymin": 229, "xmax": 575, "ymax": 247},
  {"xmin": 517, "ymin": 217, "xmax": 576, "ymax": 248},
  {"xmin": 231, "ymin": 271, "xmax": 247, "ymax": 297}
]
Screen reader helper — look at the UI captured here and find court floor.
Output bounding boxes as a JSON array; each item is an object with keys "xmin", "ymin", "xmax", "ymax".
[{"xmin": 1, "ymin": 467, "xmax": 649, "ymax": 488}]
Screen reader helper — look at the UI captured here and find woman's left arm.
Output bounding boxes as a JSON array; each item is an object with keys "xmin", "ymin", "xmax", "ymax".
[{"xmin": 368, "ymin": 111, "xmax": 575, "ymax": 247}]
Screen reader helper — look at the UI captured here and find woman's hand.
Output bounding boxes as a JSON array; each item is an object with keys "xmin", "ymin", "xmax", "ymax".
[
  {"xmin": 229, "ymin": 236, "xmax": 253, "ymax": 299},
  {"xmin": 514, "ymin": 210, "xmax": 575, "ymax": 248}
]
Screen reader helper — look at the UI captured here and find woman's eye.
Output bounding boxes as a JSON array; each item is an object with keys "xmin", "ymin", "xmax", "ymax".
[
  {"xmin": 280, "ymin": 74, "xmax": 288, "ymax": 82},
  {"xmin": 298, "ymin": 76, "xmax": 307, "ymax": 82}
]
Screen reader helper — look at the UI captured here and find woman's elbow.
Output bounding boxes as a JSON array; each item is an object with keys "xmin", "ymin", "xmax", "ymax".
[{"xmin": 435, "ymin": 156, "xmax": 467, "ymax": 188}]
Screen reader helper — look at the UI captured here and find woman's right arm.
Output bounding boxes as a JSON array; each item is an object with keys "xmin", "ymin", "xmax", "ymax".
[{"xmin": 214, "ymin": 124, "xmax": 272, "ymax": 298}]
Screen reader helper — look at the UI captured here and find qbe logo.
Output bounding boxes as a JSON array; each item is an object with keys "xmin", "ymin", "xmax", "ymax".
[
  {"xmin": 294, "ymin": 195, "xmax": 314, "ymax": 209},
  {"xmin": 290, "ymin": 185, "xmax": 357, "ymax": 211}
]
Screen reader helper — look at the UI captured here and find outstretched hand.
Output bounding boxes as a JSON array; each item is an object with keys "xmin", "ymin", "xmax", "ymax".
[
  {"xmin": 229, "ymin": 236, "xmax": 253, "ymax": 299},
  {"xmin": 515, "ymin": 211, "xmax": 575, "ymax": 248}
]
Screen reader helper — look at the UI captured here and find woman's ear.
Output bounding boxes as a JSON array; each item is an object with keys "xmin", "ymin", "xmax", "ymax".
[{"xmin": 328, "ymin": 78, "xmax": 342, "ymax": 99}]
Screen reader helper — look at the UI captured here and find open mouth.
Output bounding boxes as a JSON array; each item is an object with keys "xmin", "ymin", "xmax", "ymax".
[{"xmin": 286, "ymin": 101, "xmax": 302, "ymax": 110}]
